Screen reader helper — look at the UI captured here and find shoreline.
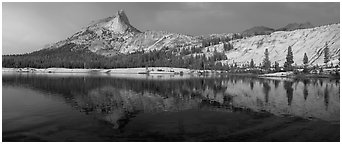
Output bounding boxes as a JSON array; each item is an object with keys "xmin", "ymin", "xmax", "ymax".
[
  {"xmin": 2, "ymin": 67, "xmax": 339, "ymax": 79},
  {"xmin": 2, "ymin": 67, "xmax": 193, "ymax": 74},
  {"xmin": 259, "ymin": 71, "xmax": 339, "ymax": 79}
]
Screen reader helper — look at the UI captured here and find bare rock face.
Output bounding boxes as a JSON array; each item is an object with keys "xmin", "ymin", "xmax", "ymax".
[
  {"xmin": 224, "ymin": 24, "xmax": 340, "ymax": 66},
  {"xmin": 102, "ymin": 10, "xmax": 140, "ymax": 34},
  {"xmin": 84, "ymin": 9, "xmax": 140, "ymax": 34}
]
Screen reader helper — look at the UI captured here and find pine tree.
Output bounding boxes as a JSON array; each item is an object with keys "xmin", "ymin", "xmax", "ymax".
[
  {"xmin": 250, "ymin": 59, "xmax": 255, "ymax": 68},
  {"xmin": 324, "ymin": 42, "xmax": 329, "ymax": 66},
  {"xmin": 303, "ymin": 53, "xmax": 309, "ymax": 73},
  {"xmin": 263, "ymin": 48, "xmax": 271, "ymax": 70},
  {"xmin": 284, "ymin": 46, "xmax": 294, "ymax": 71},
  {"xmin": 223, "ymin": 43, "xmax": 228, "ymax": 51},
  {"xmin": 303, "ymin": 53, "xmax": 308, "ymax": 65},
  {"xmin": 274, "ymin": 61, "xmax": 280, "ymax": 72}
]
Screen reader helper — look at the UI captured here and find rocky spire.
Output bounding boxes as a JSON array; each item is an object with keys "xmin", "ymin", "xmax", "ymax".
[
  {"xmin": 102, "ymin": 9, "xmax": 140, "ymax": 34},
  {"xmin": 117, "ymin": 9, "xmax": 130, "ymax": 25}
]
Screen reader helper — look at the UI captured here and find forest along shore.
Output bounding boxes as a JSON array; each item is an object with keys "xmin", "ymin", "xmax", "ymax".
[{"xmin": 1, "ymin": 67, "xmax": 194, "ymax": 74}]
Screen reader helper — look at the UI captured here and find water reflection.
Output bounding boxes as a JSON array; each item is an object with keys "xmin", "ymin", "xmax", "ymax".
[
  {"xmin": 274, "ymin": 80, "xmax": 279, "ymax": 89},
  {"xmin": 250, "ymin": 81, "xmax": 254, "ymax": 90},
  {"xmin": 2, "ymin": 73, "xmax": 340, "ymax": 129},
  {"xmin": 262, "ymin": 82, "xmax": 270, "ymax": 103},
  {"xmin": 303, "ymin": 79, "xmax": 309, "ymax": 100},
  {"xmin": 283, "ymin": 81, "xmax": 294, "ymax": 106},
  {"xmin": 324, "ymin": 84, "xmax": 329, "ymax": 111}
]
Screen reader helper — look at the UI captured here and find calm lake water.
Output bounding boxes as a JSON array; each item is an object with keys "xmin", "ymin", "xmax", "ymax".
[{"xmin": 2, "ymin": 73, "xmax": 340, "ymax": 142}]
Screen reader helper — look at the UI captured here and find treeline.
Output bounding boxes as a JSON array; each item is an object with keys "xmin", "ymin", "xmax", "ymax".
[
  {"xmin": 3, "ymin": 43, "xmax": 105, "ymax": 68},
  {"xmin": 238, "ymin": 43, "xmax": 339, "ymax": 75},
  {"xmin": 201, "ymin": 33, "xmax": 242, "ymax": 47},
  {"xmin": 3, "ymin": 43, "xmax": 228, "ymax": 70}
]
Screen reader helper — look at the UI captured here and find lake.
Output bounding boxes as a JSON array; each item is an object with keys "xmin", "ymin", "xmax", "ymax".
[{"xmin": 2, "ymin": 73, "xmax": 340, "ymax": 142}]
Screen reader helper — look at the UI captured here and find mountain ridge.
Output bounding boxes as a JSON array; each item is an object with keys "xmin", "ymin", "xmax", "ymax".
[
  {"xmin": 241, "ymin": 22, "xmax": 316, "ymax": 37},
  {"xmin": 276, "ymin": 22, "xmax": 314, "ymax": 31},
  {"xmin": 3, "ymin": 10, "xmax": 340, "ymax": 69},
  {"xmin": 241, "ymin": 26, "xmax": 275, "ymax": 37},
  {"xmin": 43, "ymin": 10, "xmax": 205, "ymax": 57}
]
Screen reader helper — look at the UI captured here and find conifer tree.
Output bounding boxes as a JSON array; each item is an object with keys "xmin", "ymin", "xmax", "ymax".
[
  {"xmin": 250, "ymin": 59, "xmax": 255, "ymax": 68},
  {"xmin": 263, "ymin": 48, "xmax": 271, "ymax": 70},
  {"xmin": 324, "ymin": 42, "xmax": 329, "ymax": 66},
  {"xmin": 303, "ymin": 53, "xmax": 308, "ymax": 65},
  {"xmin": 274, "ymin": 61, "xmax": 280, "ymax": 72},
  {"xmin": 303, "ymin": 53, "xmax": 309, "ymax": 73},
  {"xmin": 284, "ymin": 46, "xmax": 294, "ymax": 71}
]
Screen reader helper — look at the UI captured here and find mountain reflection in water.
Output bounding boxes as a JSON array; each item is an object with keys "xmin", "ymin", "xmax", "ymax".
[{"xmin": 2, "ymin": 73, "xmax": 340, "ymax": 141}]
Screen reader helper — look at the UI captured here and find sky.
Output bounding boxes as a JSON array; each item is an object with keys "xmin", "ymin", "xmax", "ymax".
[{"xmin": 2, "ymin": 2, "xmax": 340, "ymax": 55}]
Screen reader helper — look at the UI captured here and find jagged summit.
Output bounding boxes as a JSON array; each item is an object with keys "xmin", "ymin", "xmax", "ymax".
[
  {"xmin": 103, "ymin": 9, "xmax": 140, "ymax": 34},
  {"xmin": 116, "ymin": 9, "xmax": 130, "ymax": 25},
  {"xmin": 88, "ymin": 9, "xmax": 140, "ymax": 34}
]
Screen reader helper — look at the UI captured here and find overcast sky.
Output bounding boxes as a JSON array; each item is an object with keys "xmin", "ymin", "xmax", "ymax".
[{"xmin": 2, "ymin": 2, "xmax": 340, "ymax": 55}]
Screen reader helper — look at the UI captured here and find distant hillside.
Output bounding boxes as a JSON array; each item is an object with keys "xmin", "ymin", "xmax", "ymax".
[
  {"xmin": 276, "ymin": 22, "xmax": 314, "ymax": 31},
  {"xmin": 241, "ymin": 26, "xmax": 275, "ymax": 37},
  {"xmin": 241, "ymin": 22, "xmax": 315, "ymax": 37}
]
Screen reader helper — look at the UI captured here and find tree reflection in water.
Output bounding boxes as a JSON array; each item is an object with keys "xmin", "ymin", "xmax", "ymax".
[
  {"xmin": 283, "ymin": 81, "xmax": 294, "ymax": 106},
  {"xmin": 324, "ymin": 84, "xmax": 329, "ymax": 111},
  {"xmin": 262, "ymin": 81, "xmax": 270, "ymax": 103},
  {"xmin": 2, "ymin": 73, "xmax": 340, "ymax": 128},
  {"xmin": 303, "ymin": 79, "xmax": 309, "ymax": 100}
]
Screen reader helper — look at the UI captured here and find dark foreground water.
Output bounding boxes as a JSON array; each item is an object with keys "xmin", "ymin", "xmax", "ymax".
[{"xmin": 2, "ymin": 73, "xmax": 340, "ymax": 142}]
